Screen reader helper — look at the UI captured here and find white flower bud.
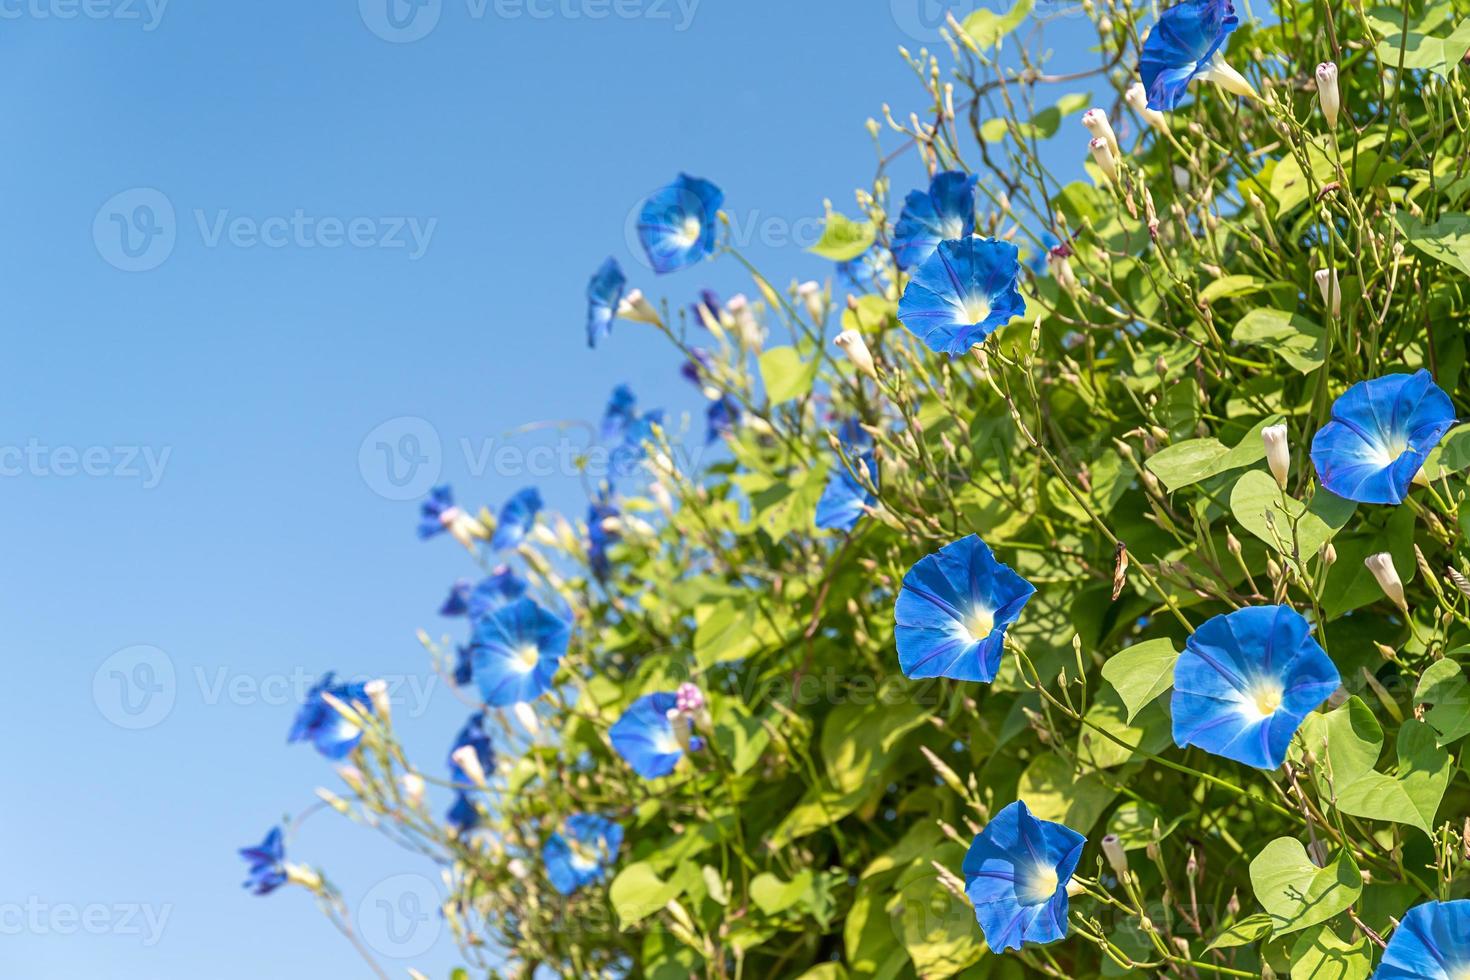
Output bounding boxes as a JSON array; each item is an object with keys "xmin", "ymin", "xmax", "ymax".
[
  {"xmin": 1125, "ymin": 82, "xmax": 1167, "ymax": 131},
  {"xmin": 797, "ymin": 281, "xmax": 826, "ymax": 324},
  {"xmin": 1261, "ymin": 424, "xmax": 1290, "ymax": 489},
  {"xmin": 1047, "ymin": 250, "xmax": 1078, "ymax": 293},
  {"xmin": 1316, "ymin": 62, "xmax": 1340, "ymax": 129},
  {"xmin": 1101, "ymin": 834, "xmax": 1130, "ymax": 878},
  {"xmin": 834, "ymin": 329, "xmax": 878, "ymax": 378},
  {"xmin": 1315, "ymin": 268, "xmax": 1341, "ymax": 317},
  {"xmin": 336, "ymin": 764, "xmax": 365, "ymax": 794},
  {"xmin": 364, "ymin": 678, "xmax": 391, "ymax": 721},
  {"xmin": 401, "ymin": 772, "xmax": 426, "ymax": 808},
  {"xmin": 1089, "ymin": 137, "xmax": 1119, "ymax": 184},
  {"xmin": 726, "ymin": 293, "xmax": 763, "ymax": 352},
  {"xmin": 1081, "ymin": 108, "xmax": 1120, "ymax": 160},
  {"xmin": 617, "ymin": 288, "xmax": 662, "ymax": 326},
  {"xmin": 1365, "ymin": 552, "xmax": 1409, "ymax": 614},
  {"xmin": 513, "ymin": 701, "xmax": 540, "ymax": 735},
  {"xmin": 451, "ymin": 745, "xmax": 489, "ymax": 790}
]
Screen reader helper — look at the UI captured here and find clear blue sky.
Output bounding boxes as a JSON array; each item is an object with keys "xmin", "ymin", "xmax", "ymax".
[{"xmin": 0, "ymin": 2, "xmax": 1094, "ymax": 976}]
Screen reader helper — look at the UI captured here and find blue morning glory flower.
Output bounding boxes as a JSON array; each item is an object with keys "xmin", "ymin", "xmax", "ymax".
[
  {"xmin": 1374, "ymin": 900, "xmax": 1470, "ymax": 980},
  {"xmin": 417, "ymin": 484, "xmax": 458, "ymax": 540},
  {"xmin": 1172, "ymin": 605, "xmax": 1341, "ymax": 770},
  {"xmin": 453, "ymin": 644, "xmax": 473, "ymax": 686},
  {"xmin": 691, "ymin": 288, "xmax": 721, "ymax": 325},
  {"xmin": 1310, "ymin": 370, "xmax": 1457, "ymax": 505},
  {"xmin": 891, "ymin": 171, "xmax": 978, "ymax": 271},
  {"xmin": 288, "ymin": 672, "xmax": 373, "ymax": 760},
  {"xmin": 962, "ymin": 801, "xmax": 1085, "ymax": 952},
  {"xmin": 815, "ymin": 452, "xmax": 878, "ymax": 532},
  {"xmin": 587, "ymin": 489, "xmax": 619, "ymax": 581},
  {"xmin": 838, "ymin": 245, "xmax": 888, "ymax": 291},
  {"xmin": 446, "ymin": 713, "xmax": 495, "ymax": 832},
  {"xmin": 447, "ymin": 793, "xmax": 480, "ymax": 833},
  {"xmin": 439, "ymin": 578, "xmax": 473, "ymax": 617},
  {"xmin": 897, "ymin": 238, "xmax": 1026, "ymax": 357},
  {"xmin": 610, "ymin": 691, "xmax": 702, "ymax": 779},
  {"xmin": 542, "ymin": 814, "xmax": 624, "ymax": 895},
  {"xmin": 466, "ymin": 565, "xmax": 530, "ymax": 620},
  {"xmin": 471, "ymin": 597, "xmax": 570, "ymax": 706},
  {"xmin": 1138, "ymin": 0, "xmax": 1246, "ymax": 111},
  {"xmin": 680, "ymin": 347, "xmax": 714, "ymax": 391},
  {"xmin": 492, "ymin": 487, "xmax": 543, "ymax": 551},
  {"xmin": 637, "ymin": 173, "xmax": 724, "ymax": 274},
  {"xmin": 586, "ymin": 257, "xmax": 626, "ymax": 349},
  {"xmin": 603, "ymin": 384, "xmax": 639, "ymax": 441},
  {"xmin": 895, "ymin": 535, "xmax": 1036, "ymax": 683},
  {"xmin": 239, "ymin": 827, "xmax": 289, "ymax": 896},
  {"xmin": 706, "ymin": 396, "xmax": 740, "ymax": 444}
]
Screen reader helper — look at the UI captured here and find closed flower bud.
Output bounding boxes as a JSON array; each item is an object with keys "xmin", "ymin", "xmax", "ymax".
[
  {"xmin": 617, "ymin": 288, "xmax": 662, "ymax": 326},
  {"xmin": 451, "ymin": 745, "xmax": 489, "ymax": 789},
  {"xmin": 1101, "ymin": 834, "xmax": 1129, "ymax": 877},
  {"xmin": 364, "ymin": 678, "xmax": 391, "ymax": 721},
  {"xmin": 726, "ymin": 293, "xmax": 763, "ymax": 351},
  {"xmin": 401, "ymin": 772, "xmax": 425, "ymax": 808},
  {"xmin": 1321, "ymin": 542, "xmax": 1337, "ymax": 568},
  {"xmin": 1047, "ymin": 249, "xmax": 1079, "ymax": 293},
  {"xmin": 1365, "ymin": 552, "xmax": 1409, "ymax": 614},
  {"xmin": 1081, "ymin": 108, "xmax": 1119, "ymax": 160},
  {"xmin": 1089, "ymin": 137, "xmax": 1119, "ymax": 184},
  {"xmin": 797, "ymin": 281, "xmax": 826, "ymax": 324},
  {"xmin": 834, "ymin": 328, "xmax": 878, "ymax": 377},
  {"xmin": 1316, "ymin": 62, "xmax": 1340, "ymax": 129},
  {"xmin": 513, "ymin": 702, "xmax": 539, "ymax": 735},
  {"xmin": 1261, "ymin": 424, "xmax": 1290, "ymax": 489},
  {"xmin": 1125, "ymin": 82, "xmax": 1167, "ymax": 131},
  {"xmin": 1315, "ymin": 268, "xmax": 1341, "ymax": 317}
]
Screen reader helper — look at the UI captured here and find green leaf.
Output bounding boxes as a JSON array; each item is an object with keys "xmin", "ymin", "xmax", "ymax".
[
  {"xmin": 610, "ymin": 862, "xmax": 681, "ymax": 929},
  {"xmin": 794, "ymin": 966, "xmax": 849, "ymax": 980},
  {"xmin": 1294, "ymin": 697, "xmax": 1384, "ymax": 799},
  {"xmin": 1145, "ymin": 415, "xmax": 1280, "ymax": 492},
  {"xmin": 1414, "ymin": 659, "xmax": 1470, "ymax": 746},
  {"xmin": 1375, "ymin": 20, "xmax": 1470, "ymax": 77},
  {"xmin": 1100, "ymin": 638, "xmax": 1180, "ymax": 723},
  {"xmin": 1396, "ymin": 212, "xmax": 1470, "ymax": 276},
  {"xmin": 1335, "ymin": 720, "xmax": 1452, "ymax": 837},
  {"xmin": 962, "ymin": 0, "xmax": 1033, "ymax": 49},
  {"xmin": 759, "ymin": 346, "xmax": 819, "ymax": 403},
  {"xmin": 1422, "ymin": 423, "xmax": 1470, "ymax": 480},
  {"xmin": 1205, "ymin": 913, "xmax": 1274, "ymax": 951},
  {"xmin": 980, "ymin": 91, "xmax": 1090, "ymax": 143},
  {"xmin": 1289, "ymin": 925, "xmax": 1374, "ymax": 980},
  {"xmin": 750, "ymin": 870, "xmax": 814, "ymax": 916},
  {"xmin": 1230, "ymin": 471, "xmax": 1355, "ymax": 557},
  {"xmin": 1018, "ymin": 753, "xmax": 1119, "ymax": 833},
  {"xmin": 1200, "ymin": 275, "xmax": 1269, "ymax": 303},
  {"xmin": 1249, "ymin": 839, "xmax": 1362, "ymax": 936},
  {"xmin": 1233, "ymin": 309, "xmax": 1326, "ymax": 373},
  {"xmin": 808, "ymin": 211, "xmax": 875, "ymax": 261},
  {"xmin": 889, "ymin": 845, "xmax": 985, "ymax": 978}
]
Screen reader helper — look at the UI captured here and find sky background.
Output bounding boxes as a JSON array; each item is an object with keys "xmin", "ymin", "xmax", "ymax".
[{"xmin": 0, "ymin": 1, "xmax": 1092, "ymax": 976}]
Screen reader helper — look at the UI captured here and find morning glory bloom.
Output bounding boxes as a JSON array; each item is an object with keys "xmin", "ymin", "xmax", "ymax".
[
  {"xmin": 447, "ymin": 793, "xmax": 481, "ymax": 833},
  {"xmin": 239, "ymin": 827, "xmax": 289, "ymax": 896},
  {"xmin": 1374, "ymin": 900, "xmax": 1470, "ymax": 980},
  {"xmin": 706, "ymin": 396, "xmax": 740, "ymax": 444},
  {"xmin": 602, "ymin": 384, "xmax": 639, "ymax": 441},
  {"xmin": 585, "ymin": 257, "xmax": 626, "ymax": 348},
  {"xmin": 1172, "ymin": 605, "xmax": 1341, "ymax": 770},
  {"xmin": 838, "ymin": 244, "xmax": 888, "ymax": 291},
  {"xmin": 453, "ymin": 644, "xmax": 473, "ymax": 686},
  {"xmin": 439, "ymin": 578, "xmax": 473, "ymax": 617},
  {"xmin": 1310, "ymin": 370, "xmax": 1457, "ymax": 505},
  {"xmin": 288, "ymin": 672, "xmax": 374, "ymax": 760},
  {"xmin": 637, "ymin": 173, "xmax": 724, "ymax": 274},
  {"xmin": 587, "ymin": 490, "xmax": 619, "ymax": 581},
  {"xmin": 542, "ymin": 814, "xmax": 624, "ymax": 895},
  {"xmin": 962, "ymin": 801, "xmax": 1085, "ymax": 952},
  {"xmin": 815, "ymin": 452, "xmax": 878, "ymax": 532},
  {"xmin": 466, "ymin": 565, "xmax": 530, "ymax": 619},
  {"xmin": 492, "ymin": 487, "xmax": 543, "ymax": 551},
  {"xmin": 471, "ymin": 597, "xmax": 570, "ymax": 706},
  {"xmin": 897, "ymin": 238, "xmax": 1026, "ymax": 357},
  {"xmin": 609, "ymin": 691, "xmax": 703, "ymax": 779},
  {"xmin": 891, "ymin": 171, "xmax": 978, "ymax": 271},
  {"xmin": 448, "ymin": 712, "xmax": 495, "ymax": 787},
  {"xmin": 1138, "ymin": 0, "xmax": 1254, "ymax": 111},
  {"xmin": 895, "ymin": 535, "xmax": 1036, "ymax": 682}
]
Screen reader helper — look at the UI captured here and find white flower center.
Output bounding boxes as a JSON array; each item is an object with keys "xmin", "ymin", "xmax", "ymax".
[
  {"xmin": 671, "ymin": 215, "xmax": 702, "ymax": 248},
  {"xmin": 1449, "ymin": 965, "xmax": 1470, "ymax": 980},
  {"xmin": 958, "ymin": 293, "xmax": 992, "ymax": 325},
  {"xmin": 1018, "ymin": 863, "xmax": 1060, "ymax": 905},
  {"xmin": 568, "ymin": 841, "xmax": 600, "ymax": 872},
  {"xmin": 1371, "ymin": 433, "xmax": 1410, "ymax": 467},
  {"xmin": 942, "ymin": 217, "xmax": 967, "ymax": 240},
  {"xmin": 513, "ymin": 644, "xmax": 540, "ymax": 673},
  {"xmin": 1242, "ymin": 678, "xmax": 1284, "ymax": 721},
  {"xmin": 963, "ymin": 607, "xmax": 995, "ymax": 643}
]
